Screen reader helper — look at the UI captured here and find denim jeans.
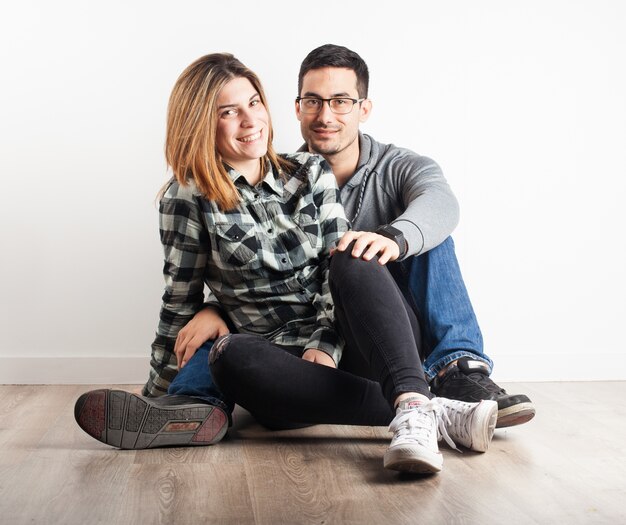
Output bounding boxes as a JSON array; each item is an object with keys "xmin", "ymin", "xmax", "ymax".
[
  {"xmin": 388, "ymin": 236, "xmax": 493, "ymax": 380},
  {"xmin": 167, "ymin": 342, "xmax": 234, "ymax": 419}
]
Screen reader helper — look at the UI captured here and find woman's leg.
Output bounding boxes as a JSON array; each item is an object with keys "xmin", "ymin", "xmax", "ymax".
[
  {"xmin": 329, "ymin": 248, "xmax": 432, "ymax": 407},
  {"xmin": 209, "ymin": 334, "xmax": 394, "ymax": 427},
  {"xmin": 328, "ymin": 249, "xmax": 499, "ymax": 473}
]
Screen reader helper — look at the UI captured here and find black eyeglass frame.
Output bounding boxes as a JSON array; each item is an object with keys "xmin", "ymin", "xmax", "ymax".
[{"xmin": 295, "ymin": 96, "xmax": 366, "ymax": 114}]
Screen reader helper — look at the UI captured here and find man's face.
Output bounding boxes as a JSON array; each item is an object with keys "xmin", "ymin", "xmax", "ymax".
[{"xmin": 296, "ymin": 67, "xmax": 371, "ymax": 159}]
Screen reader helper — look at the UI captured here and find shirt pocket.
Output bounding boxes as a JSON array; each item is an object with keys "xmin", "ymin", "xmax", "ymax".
[
  {"xmin": 215, "ymin": 221, "xmax": 259, "ymax": 267},
  {"xmin": 294, "ymin": 202, "xmax": 322, "ymax": 250}
]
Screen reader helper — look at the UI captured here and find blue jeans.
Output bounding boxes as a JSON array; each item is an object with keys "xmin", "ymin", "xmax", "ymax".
[
  {"xmin": 388, "ymin": 236, "xmax": 492, "ymax": 380},
  {"xmin": 167, "ymin": 342, "xmax": 234, "ymax": 420}
]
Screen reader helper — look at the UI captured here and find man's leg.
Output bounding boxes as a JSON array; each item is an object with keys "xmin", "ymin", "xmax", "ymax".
[
  {"xmin": 74, "ymin": 342, "xmax": 231, "ymax": 449},
  {"xmin": 389, "ymin": 236, "xmax": 535, "ymax": 428},
  {"xmin": 389, "ymin": 237, "xmax": 489, "ymax": 378}
]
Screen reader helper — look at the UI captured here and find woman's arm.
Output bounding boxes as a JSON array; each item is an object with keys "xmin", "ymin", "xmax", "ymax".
[
  {"xmin": 174, "ymin": 305, "xmax": 229, "ymax": 368},
  {"xmin": 304, "ymin": 160, "xmax": 350, "ymax": 366},
  {"xmin": 142, "ymin": 181, "xmax": 210, "ymax": 397}
]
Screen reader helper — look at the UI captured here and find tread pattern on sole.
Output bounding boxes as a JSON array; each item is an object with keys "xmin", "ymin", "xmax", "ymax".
[
  {"xmin": 143, "ymin": 406, "xmax": 211, "ymax": 434},
  {"xmin": 108, "ymin": 391, "xmax": 126, "ymax": 431},
  {"xmin": 125, "ymin": 394, "xmax": 147, "ymax": 432},
  {"xmin": 193, "ymin": 408, "xmax": 227, "ymax": 443},
  {"xmin": 78, "ymin": 390, "xmax": 106, "ymax": 439},
  {"xmin": 75, "ymin": 389, "xmax": 228, "ymax": 449}
]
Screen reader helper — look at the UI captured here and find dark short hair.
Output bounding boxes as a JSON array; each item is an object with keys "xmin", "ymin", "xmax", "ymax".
[{"xmin": 298, "ymin": 44, "xmax": 369, "ymax": 98}]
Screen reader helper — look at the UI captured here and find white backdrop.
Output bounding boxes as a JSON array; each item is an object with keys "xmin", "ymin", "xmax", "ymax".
[{"xmin": 1, "ymin": 0, "xmax": 624, "ymax": 383}]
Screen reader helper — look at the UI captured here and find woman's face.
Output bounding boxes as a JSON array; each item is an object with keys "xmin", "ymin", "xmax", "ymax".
[{"xmin": 215, "ymin": 76, "xmax": 269, "ymax": 174}]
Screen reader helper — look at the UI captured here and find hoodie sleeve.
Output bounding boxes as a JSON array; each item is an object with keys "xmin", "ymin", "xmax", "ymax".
[{"xmin": 387, "ymin": 152, "xmax": 460, "ymax": 258}]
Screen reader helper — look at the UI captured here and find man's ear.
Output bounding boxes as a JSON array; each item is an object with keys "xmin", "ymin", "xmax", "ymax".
[
  {"xmin": 359, "ymin": 99, "xmax": 372, "ymax": 123},
  {"xmin": 295, "ymin": 99, "xmax": 303, "ymax": 121}
]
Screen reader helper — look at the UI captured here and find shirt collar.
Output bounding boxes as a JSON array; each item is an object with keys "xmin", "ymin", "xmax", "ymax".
[
  {"xmin": 261, "ymin": 165, "xmax": 283, "ymax": 195},
  {"xmin": 226, "ymin": 159, "xmax": 283, "ymax": 196}
]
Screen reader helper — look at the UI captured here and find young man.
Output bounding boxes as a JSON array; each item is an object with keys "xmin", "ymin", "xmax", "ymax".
[{"xmin": 295, "ymin": 44, "xmax": 534, "ymax": 429}]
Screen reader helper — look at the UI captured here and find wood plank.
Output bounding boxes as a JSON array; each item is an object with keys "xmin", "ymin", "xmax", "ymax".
[{"xmin": 0, "ymin": 383, "xmax": 624, "ymax": 524}]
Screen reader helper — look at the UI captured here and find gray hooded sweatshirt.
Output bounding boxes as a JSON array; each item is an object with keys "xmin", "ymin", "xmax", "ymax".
[{"xmin": 305, "ymin": 133, "xmax": 460, "ymax": 259}]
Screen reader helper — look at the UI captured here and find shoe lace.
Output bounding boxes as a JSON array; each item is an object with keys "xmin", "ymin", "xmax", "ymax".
[
  {"xmin": 433, "ymin": 398, "xmax": 475, "ymax": 451},
  {"xmin": 389, "ymin": 401, "xmax": 458, "ymax": 451}
]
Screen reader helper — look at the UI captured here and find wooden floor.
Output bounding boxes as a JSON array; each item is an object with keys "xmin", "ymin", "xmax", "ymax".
[{"xmin": 0, "ymin": 382, "xmax": 624, "ymax": 524}]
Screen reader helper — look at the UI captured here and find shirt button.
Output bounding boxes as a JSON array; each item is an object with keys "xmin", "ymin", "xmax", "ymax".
[
  {"xmin": 281, "ymin": 257, "xmax": 287, "ymax": 263},
  {"xmin": 267, "ymin": 228, "xmax": 273, "ymax": 234}
]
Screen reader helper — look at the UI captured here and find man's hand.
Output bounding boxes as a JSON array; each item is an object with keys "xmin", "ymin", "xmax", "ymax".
[
  {"xmin": 333, "ymin": 230, "xmax": 401, "ymax": 265},
  {"xmin": 302, "ymin": 348, "xmax": 337, "ymax": 368},
  {"xmin": 174, "ymin": 307, "xmax": 230, "ymax": 369}
]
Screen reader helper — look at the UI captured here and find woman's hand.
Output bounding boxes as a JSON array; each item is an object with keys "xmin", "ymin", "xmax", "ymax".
[
  {"xmin": 302, "ymin": 348, "xmax": 337, "ymax": 368},
  {"xmin": 174, "ymin": 307, "xmax": 230, "ymax": 369}
]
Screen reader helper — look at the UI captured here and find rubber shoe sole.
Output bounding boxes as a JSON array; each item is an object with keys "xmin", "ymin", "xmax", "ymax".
[
  {"xmin": 383, "ymin": 445, "xmax": 443, "ymax": 474},
  {"xmin": 497, "ymin": 402, "xmax": 536, "ymax": 428},
  {"xmin": 74, "ymin": 389, "xmax": 228, "ymax": 449}
]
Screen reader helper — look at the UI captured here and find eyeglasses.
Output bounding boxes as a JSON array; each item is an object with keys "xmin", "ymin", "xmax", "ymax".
[{"xmin": 296, "ymin": 97, "xmax": 365, "ymax": 115}]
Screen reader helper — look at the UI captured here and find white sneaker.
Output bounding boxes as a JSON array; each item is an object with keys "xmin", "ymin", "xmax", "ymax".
[
  {"xmin": 383, "ymin": 398, "xmax": 444, "ymax": 474},
  {"xmin": 433, "ymin": 397, "xmax": 498, "ymax": 452}
]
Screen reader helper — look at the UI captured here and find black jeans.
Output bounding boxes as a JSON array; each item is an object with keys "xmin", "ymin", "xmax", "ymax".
[{"xmin": 209, "ymin": 249, "xmax": 431, "ymax": 428}]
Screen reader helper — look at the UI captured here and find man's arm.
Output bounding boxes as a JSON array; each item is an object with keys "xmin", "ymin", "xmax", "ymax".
[
  {"xmin": 388, "ymin": 153, "xmax": 459, "ymax": 258},
  {"xmin": 337, "ymin": 151, "xmax": 459, "ymax": 264}
]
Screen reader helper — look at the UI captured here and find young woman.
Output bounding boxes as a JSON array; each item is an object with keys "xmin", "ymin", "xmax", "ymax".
[{"xmin": 75, "ymin": 53, "xmax": 497, "ymax": 474}]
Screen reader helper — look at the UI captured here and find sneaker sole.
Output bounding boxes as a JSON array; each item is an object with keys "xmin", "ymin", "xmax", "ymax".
[
  {"xmin": 383, "ymin": 445, "xmax": 443, "ymax": 474},
  {"xmin": 497, "ymin": 402, "xmax": 536, "ymax": 428},
  {"xmin": 74, "ymin": 389, "xmax": 228, "ymax": 449},
  {"xmin": 468, "ymin": 400, "xmax": 498, "ymax": 452}
]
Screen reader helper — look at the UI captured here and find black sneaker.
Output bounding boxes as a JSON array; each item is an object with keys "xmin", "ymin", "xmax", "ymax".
[
  {"xmin": 74, "ymin": 389, "xmax": 228, "ymax": 449},
  {"xmin": 430, "ymin": 358, "xmax": 535, "ymax": 428}
]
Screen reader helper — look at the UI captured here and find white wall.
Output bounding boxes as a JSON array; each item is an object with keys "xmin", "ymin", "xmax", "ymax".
[{"xmin": 1, "ymin": 0, "xmax": 624, "ymax": 383}]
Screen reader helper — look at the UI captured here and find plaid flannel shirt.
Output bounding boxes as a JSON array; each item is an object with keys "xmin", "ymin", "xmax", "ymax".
[{"xmin": 143, "ymin": 152, "xmax": 349, "ymax": 396}]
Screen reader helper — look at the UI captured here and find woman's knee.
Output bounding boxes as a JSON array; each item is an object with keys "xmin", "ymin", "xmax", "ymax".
[
  {"xmin": 329, "ymin": 244, "xmax": 386, "ymax": 290},
  {"xmin": 209, "ymin": 333, "xmax": 258, "ymax": 365},
  {"xmin": 208, "ymin": 334, "xmax": 232, "ymax": 365},
  {"xmin": 208, "ymin": 334, "xmax": 257, "ymax": 393}
]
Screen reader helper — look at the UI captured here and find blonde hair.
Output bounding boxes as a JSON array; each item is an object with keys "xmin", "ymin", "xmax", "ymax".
[{"xmin": 165, "ymin": 53, "xmax": 291, "ymax": 209}]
